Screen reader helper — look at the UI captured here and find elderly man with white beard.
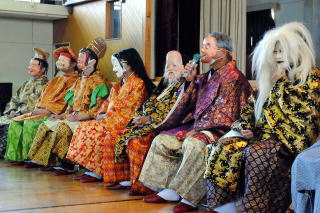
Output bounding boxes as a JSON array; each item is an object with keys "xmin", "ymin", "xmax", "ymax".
[{"xmin": 105, "ymin": 50, "xmax": 187, "ymax": 196}]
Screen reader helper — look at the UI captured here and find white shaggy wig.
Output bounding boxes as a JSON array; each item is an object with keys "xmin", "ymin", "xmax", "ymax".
[{"xmin": 252, "ymin": 22, "xmax": 315, "ymax": 121}]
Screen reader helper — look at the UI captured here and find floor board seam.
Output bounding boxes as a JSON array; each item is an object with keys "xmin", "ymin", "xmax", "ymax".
[{"xmin": 0, "ymin": 198, "xmax": 143, "ymax": 212}]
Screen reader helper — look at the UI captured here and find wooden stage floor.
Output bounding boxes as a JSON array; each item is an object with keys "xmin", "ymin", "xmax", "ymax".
[{"xmin": 0, "ymin": 160, "xmax": 204, "ymax": 213}]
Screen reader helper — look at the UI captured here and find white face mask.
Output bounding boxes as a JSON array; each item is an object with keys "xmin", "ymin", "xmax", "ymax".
[
  {"xmin": 273, "ymin": 42, "xmax": 284, "ymax": 66},
  {"xmin": 111, "ymin": 55, "xmax": 124, "ymax": 78}
]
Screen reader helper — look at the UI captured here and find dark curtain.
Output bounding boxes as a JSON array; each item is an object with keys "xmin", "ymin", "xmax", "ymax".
[
  {"xmin": 0, "ymin": 83, "xmax": 12, "ymax": 115},
  {"xmin": 246, "ymin": 9, "xmax": 275, "ymax": 79},
  {"xmin": 155, "ymin": 0, "xmax": 179, "ymax": 77},
  {"xmin": 155, "ymin": 0, "xmax": 200, "ymax": 77},
  {"xmin": 177, "ymin": 0, "xmax": 200, "ymax": 66}
]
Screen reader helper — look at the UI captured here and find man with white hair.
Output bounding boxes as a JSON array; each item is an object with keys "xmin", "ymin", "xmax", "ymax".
[
  {"xmin": 204, "ymin": 22, "xmax": 320, "ymax": 213},
  {"xmin": 102, "ymin": 50, "xmax": 186, "ymax": 195}
]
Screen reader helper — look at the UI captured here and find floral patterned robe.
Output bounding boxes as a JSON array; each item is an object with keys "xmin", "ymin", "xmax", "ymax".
[{"xmin": 66, "ymin": 74, "xmax": 148, "ymax": 181}]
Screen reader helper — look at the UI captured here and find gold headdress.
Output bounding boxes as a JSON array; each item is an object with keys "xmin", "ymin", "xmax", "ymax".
[
  {"xmin": 86, "ymin": 37, "xmax": 107, "ymax": 59},
  {"xmin": 33, "ymin": 48, "xmax": 50, "ymax": 61}
]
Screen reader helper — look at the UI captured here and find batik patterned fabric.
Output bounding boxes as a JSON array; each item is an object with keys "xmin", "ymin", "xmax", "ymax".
[
  {"xmin": 0, "ymin": 75, "xmax": 48, "ymax": 158},
  {"xmin": 27, "ymin": 122, "xmax": 73, "ymax": 166},
  {"xmin": 66, "ymin": 74, "xmax": 147, "ymax": 182},
  {"xmin": 5, "ymin": 73, "xmax": 79, "ymax": 162},
  {"xmin": 139, "ymin": 61, "xmax": 252, "ymax": 204},
  {"xmin": 115, "ymin": 79, "xmax": 184, "ymax": 161},
  {"xmin": 205, "ymin": 68, "xmax": 320, "ymax": 211},
  {"xmin": 28, "ymin": 72, "xmax": 109, "ymax": 166},
  {"xmin": 204, "ymin": 96, "xmax": 274, "ymax": 191}
]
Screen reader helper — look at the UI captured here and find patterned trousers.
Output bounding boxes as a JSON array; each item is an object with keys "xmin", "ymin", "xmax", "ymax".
[
  {"xmin": 206, "ymin": 139, "xmax": 293, "ymax": 213},
  {"xmin": 139, "ymin": 134, "xmax": 207, "ymax": 204},
  {"xmin": 28, "ymin": 122, "xmax": 73, "ymax": 166}
]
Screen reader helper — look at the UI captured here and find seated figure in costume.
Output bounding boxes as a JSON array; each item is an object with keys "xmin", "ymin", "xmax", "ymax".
[
  {"xmin": 66, "ymin": 48, "xmax": 155, "ymax": 183},
  {"xmin": 204, "ymin": 22, "xmax": 320, "ymax": 213},
  {"xmin": 27, "ymin": 38, "xmax": 111, "ymax": 173},
  {"xmin": 139, "ymin": 32, "xmax": 252, "ymax": 213},
  {"xmin": 102, "ymin": 50, "xmax": 186, "ymax": 195},
  {"xmin": 291, "ymin": 140, "xmax": 320, "ymax": 213},
  {"xmin": 5, "ymin": 46, "xmax": 79, "ymax": 165},
  {"xmin": 0, "ymin": 48, "xmax": 49, "ymax": 158}
]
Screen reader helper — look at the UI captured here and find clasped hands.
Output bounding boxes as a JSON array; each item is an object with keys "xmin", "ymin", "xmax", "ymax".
[{"xmin": 133, "ymin": 116, "xmax": 149, "ymax": 127}]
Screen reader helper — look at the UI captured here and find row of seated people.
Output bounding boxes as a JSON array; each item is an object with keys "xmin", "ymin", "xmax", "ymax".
[{"xmin": 0, "ymin": 21, "xmax": 319, "ymax": 213}]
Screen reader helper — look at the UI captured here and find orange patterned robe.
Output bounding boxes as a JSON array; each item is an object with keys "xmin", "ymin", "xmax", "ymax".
[{"xmin": 66, "ymin": 74, "xmax": 147, "ymax": 181}]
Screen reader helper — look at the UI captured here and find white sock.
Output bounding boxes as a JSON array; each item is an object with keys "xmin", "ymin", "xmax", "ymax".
[
  {"xmin": 157, "ymin": 189, "xmax": 180, "ymax": 201},
  {"xmin": 53, "ymin": 166, "xmax": 63, "ymax": 170},
  {"xmin": 25, "ymin": 160, "xmax": 39, "ymax": 164},
  {"xmin": 214, "ymin": 201, "xmax": 237, "ymax": 213},
  {"xmin": 84, "ymin": 171, "xmax": 102, "ymax": 179},
  {"xmin": 181, "ymin": 199, "xmax": 196, "ymax": 207},
  {"xmin": 119, "ymin": 181, "xmax": 131, "ymax": 187}
]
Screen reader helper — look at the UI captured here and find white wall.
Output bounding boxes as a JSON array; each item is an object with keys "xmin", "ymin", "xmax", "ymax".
[
  {"xmin": 247, "ymin": 0, "xmax": 305, "ymax": 25},
  {"xmin": 0, "ymin": 17, "xmax": 53, "ymax": 95},
  {"xmin": 247, "ymin": 0, "xmax": 320, "ymax": 66}
]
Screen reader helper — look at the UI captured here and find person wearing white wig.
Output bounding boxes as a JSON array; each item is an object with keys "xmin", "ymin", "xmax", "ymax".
[{"xmin": 204, "ymin": 22, "xmax": 320, "ymax": 213}]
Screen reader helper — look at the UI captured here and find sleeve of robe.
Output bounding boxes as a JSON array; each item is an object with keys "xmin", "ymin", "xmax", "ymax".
[
  {"xmin": 4, "ymin": 77, "xmax": 47, "ymax": 115},
  {"xmin": 231, "ymin": 95, "xmax": 256, "ymax": 132},
  {"xmin": 3, "ymin": 81, "xmax": 27, "ymax": 115},
  {"xmin": 102, "ymin": 77, "xmax": 147, "ymax": 130},
  {"xmin": 35, "ymin": 74, "xmax": 79, "ymax": 115}
]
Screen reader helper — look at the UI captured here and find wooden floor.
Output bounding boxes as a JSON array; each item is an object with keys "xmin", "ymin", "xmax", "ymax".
[{"xmin": 0, "ymin": 160, "xmax": 204, "ymax": 213}]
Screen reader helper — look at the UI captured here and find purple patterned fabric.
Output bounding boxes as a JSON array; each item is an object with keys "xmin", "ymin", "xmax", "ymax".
[{"xmin": 158, "ymin": 61, "xmax": 252, "ymax": 142}]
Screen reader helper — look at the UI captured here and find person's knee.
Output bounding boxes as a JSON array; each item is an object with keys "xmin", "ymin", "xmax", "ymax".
[{"xmin": 183, "ymin": 136, "xmax": 205, "ymax": 151}]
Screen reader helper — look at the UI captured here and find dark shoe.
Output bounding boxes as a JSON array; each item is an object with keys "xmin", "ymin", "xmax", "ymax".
[
  {"xmin": 128, "ymin": 189, "xmax": 146, "ymax": 196},
  {"xmin": 80, "ymin": 175, "xmax": 102, "ymax": 183},
  {"xmin": 106, "ymin": 183, "xmax": 130, "ymax": 190},
  {"xmin": 204, "ymin": 211, "xmax": 219, "ymax": 213},
  {"xmin": 10, "ymin": 161, "xmax": 25, "ymax": 166},
  {"xmin": 40, "ymin": 166, "xmax": 55, "ymax": 171},
  {"xmin": 53, "ymin": 169, "xmax": 74, "ymax": 176},
  {"xmin": 24, "ymin": 162, "xmax": 41, "ymax": 168},
  {"xmin": 143, "ymin": 194, "xmax": 178, "ymax": 203},
  {"xmin": 173, "ymin": 202, "xmax": 198, "ymax": 213}
]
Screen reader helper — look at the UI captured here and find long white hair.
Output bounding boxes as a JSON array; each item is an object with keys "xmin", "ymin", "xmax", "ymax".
[{"xmin": 252, "ymin": 22, "xmax": 315, "ymax": 121}]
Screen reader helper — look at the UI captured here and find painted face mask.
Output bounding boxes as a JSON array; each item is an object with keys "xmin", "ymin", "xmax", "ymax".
[
  {"xmin": 201, "ymin": 48, "xmax": 225, "ymax": 65},
  {"xmin": 111, "ymin": 55, "xmax": 124, "ymax": 78},
  {"xmin": 273, "ymin": 42, "xmax": 284, "ymax": 69},
  {"xmin": 56, "ymin": 55, "xmax": 72, "ymax": 72}
]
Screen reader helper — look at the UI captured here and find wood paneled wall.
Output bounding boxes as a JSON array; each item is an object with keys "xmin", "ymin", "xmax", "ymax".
[{"xmin": 54, "ymin": 0, "xmax": 151, "ymax": 82}]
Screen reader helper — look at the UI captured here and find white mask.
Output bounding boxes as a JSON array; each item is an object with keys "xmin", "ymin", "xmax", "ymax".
[
  {"xmin": 273, "ymin": 42, "xmax": 284, "ymax": 66},
  {"xmin": 111, "ymin": 55, "xmax": 124, "ymax": 78}
]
